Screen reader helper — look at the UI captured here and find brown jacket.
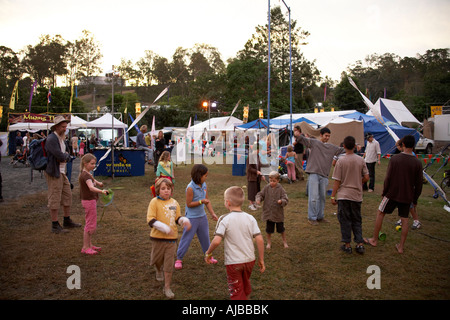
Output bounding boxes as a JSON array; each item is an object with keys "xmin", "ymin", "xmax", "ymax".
[{"xmin": 256, "ymin": 183, "xmax": 289, "ymax": 222}]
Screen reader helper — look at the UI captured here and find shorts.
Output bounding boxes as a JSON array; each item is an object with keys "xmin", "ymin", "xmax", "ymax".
[
  {"xmin": 150, "ymin": 239, "xmax": 177, "ymax": 273},
  {"xmin": 82, "ymin": 199, "xmax": 97, "ymax": 233},
  {"xmin": 266, "ymin": 220, "xmax": 285, "ymax": 234},
  {"xmin": 226, "ymin": 260, "xmax": 255, "ymax": 300},
  {"xmin": 378, "ymin": 197, "xmax": 410, "ymax": 218},
  {"xmin": 45, "ymin": 173, "xmax": 72, "ymax": 210}
]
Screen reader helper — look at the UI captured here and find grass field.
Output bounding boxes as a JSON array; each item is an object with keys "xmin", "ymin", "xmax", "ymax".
[{"xmin": 0, "ymin": 156, "xmax": 449, "ymax": 300}]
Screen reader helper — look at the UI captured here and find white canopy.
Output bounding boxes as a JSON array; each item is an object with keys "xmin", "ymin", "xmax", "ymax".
[
  {"xmin": 70, "ymin": 115, "xmax": 88, "ymax": 128},
  {"xmin": 86, "ymin": 113, "xmax": 128, "ymax": 129},
  {"xmin": 8, "ymin": 122, "xmax": 79, "ymax": 131},
  {"xmin": 272, "ymin": 110, "xmax": 357, "ymax": 127},
  {"xmin": 187, "ymin": 116, "xmax": 243, "ymax": 140}
]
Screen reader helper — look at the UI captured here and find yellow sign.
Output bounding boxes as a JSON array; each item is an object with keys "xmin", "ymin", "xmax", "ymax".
[
  {"xmin": 0, "ymin": 106, "xmax": 3, "ymax": 120},
  {"xmin": 430, "ymin": 106, "xmax": 442, "ymax": 117},
  {"xmin": 243, "ymin": 105, "xmax": 249, "ymax": 123},
  {"xmin": 135, "ymin": 102, "xmax": 141, "ymax": 115},
  {"xmin": 259, "ymin": 109, "xmax": 264, "ymax": 119}
]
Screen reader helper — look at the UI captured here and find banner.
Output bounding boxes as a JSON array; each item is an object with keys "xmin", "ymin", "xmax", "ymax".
[
  {"xmin": 9, "ymin": 80, "xmax": 19, "ymax": 110},
  {"xmin": 69, "ymin": 80, "xmax": 74, "ymax": 112},
  {"xmin": 28, "ymin": 80, "xmax": 37, "ymax": 112},
  {"xmin": 8, "ymin": 113, "xmax": 71, "ymax": 124}
]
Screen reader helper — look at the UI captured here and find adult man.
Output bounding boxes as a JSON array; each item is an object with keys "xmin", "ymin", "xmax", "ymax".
[
  {"xmin": 363, "ymin": 133, "xmax": 381, "ymax": 192},
  {"xmin": 296, "ymin": 126, "xmax": 344, "ymax": 226},
  {"xmin": 136, "ymin": 125, "xmax": 153, "ymax": 165},
  {"xmin": 15, "ymin": 131, "xmax": 24, "ymax": 151},
  {"xmin": 45, "ymin": 116, "xmax": 81, "ymax": 233},
  {"xmin": 293, "ymin": 126, "xmax": 305, "ymax": 181},
  {"xmin": 364, "ymin": 135, "xmax": 423, "ymax": 253}
]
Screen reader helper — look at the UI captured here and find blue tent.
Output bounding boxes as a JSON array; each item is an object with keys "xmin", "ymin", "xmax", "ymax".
[
  {"xmin": 341, "ymin": 112, "xmax": 419, "ymax": 154},
  {"xmin": 237, "ymin": 117, "xmax": 316, "ymax": 130}
]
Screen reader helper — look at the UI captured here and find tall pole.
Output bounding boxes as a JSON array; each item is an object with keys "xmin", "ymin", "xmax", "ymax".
[
  {"xmin": 282, "ymin": 0, "xmax": 293, "ymax": 142},
  {"xmin": 267, "ymin": 0, "xmax": 271, "ymax": 135},
  {"xmin": 111, "ymin": 67, "xmax": 115, "ymax": 180}
]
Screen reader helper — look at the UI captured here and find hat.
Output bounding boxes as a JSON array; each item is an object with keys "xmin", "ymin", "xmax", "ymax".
[{"xmin": 51, "ymin": 115, "xmax": 70, "ymax": 131}]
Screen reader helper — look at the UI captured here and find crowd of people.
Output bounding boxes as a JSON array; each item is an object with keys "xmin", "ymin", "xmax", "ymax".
[{"xmin": 24, "ymin": 115, "xmax": 424, "ymax": 300}]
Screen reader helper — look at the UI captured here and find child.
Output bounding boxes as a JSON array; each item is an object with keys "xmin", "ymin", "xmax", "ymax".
[
  {"xmin": 205, "ymin": 186, "xmax": 265, "ymax": 300},
  {"xmin": 79, "ymin": 154, "xmax": 109, "ymax": 255},
  {"xmin": 283, "ymin": 145, "xmax": 297, "ymax": 182},
  {"xmin": 79, "ymin": 139, "xmax": 85, "ymax": 156},
  {"xmin": 146, "ymin": 178, "xmax": 191, "ymax": 299},
  {"xmin": 255, "ymin": 171, "xmax": 289, "ymax": 249},
  {"xmin": 331, "ymin": 136, "xmax": 369, "ymax": 254},
  {"xmin": 151, "ymin": 151, "xmax": 174, "ymax": 197},
  {"xmin": 175, "ymin": 164, "xmax": 218, "ymax": 270},
  {"xmin": 246, "ymin": 146, "xmax": 264, "ymax": 211}
]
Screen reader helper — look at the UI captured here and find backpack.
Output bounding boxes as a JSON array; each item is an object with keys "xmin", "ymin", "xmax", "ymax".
[{"xmin": 29, "ymin": 138, "xmax": 48, "ymax": 171}]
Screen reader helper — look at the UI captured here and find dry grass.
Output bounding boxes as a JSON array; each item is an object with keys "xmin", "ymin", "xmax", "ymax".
[{"xmin": 1, "ymin": 157, "xmax": 449, "ymax": 300}]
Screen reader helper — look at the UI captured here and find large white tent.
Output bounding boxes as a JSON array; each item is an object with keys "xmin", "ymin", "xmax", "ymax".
[
  {"xmin": 187, "ymin": 116, "xmax": 243, "ymax": 140},
  {"xmin": 86, "ymin": 113, "xmax": 128, "ymax": 129},
  {"xmin": 368, "ymin": 98, "xmax": 421, "ymax": 127}
]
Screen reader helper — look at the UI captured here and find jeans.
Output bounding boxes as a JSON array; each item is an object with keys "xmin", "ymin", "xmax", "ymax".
[
  {"xmin": 363, "ymin": 162, "xmax": 376, "ymax": 190},
  {"xmin": 137, "ymin": 146, "xmax": 153, "ymax": 162},
  {"xmin": 307, "ymin": 173, "xmax": 328, "ymax": 221},
  {"xmin": 176, "ymin": 215, "xmax": 211, "ymax": 260}
]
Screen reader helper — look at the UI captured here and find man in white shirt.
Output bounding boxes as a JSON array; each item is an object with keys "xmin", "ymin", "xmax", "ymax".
[{"xmin": 363, "ymin": 133, "xmax": 381, "ymax": 192}]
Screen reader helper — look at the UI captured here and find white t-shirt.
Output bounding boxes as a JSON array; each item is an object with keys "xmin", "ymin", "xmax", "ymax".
[
  {"xmin": 214, "ymin": 211, "xmax": 261, "ymax": 265},
  {"xmin": 364, "ymin": 139, "xmax": 381, "ymax": 163}
]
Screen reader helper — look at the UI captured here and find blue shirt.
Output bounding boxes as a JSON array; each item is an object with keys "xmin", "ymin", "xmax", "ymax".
[{"xmin": 185, "ymin": 180, "xmax": 207, "ymax": 218}]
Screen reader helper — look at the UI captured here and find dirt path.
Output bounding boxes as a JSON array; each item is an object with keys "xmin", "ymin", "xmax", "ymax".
[{"xmin": 1, "ymin": 156, "xmax": 81, "ymax": 201}]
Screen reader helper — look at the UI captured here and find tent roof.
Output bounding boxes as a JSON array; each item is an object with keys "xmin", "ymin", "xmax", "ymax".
[
  {"xmin": 70, "ymin": 115, "xmax": 88, "ymax": 128},
  {"xmin": 236, "ymin": 117, "xmax": 316, "ymax": 130},
  {"xmin": 272, "ymin": 110, "xmax": 357, "ymax": 127},
  {"xmin": 86, "ymin": 113, "xmax": 128, "ymax": 129},
  {"xmin": 367, "ymin": 98, "xmax": 421, "ymax": 127},
  {"xmin": 188, "ymin": 116, "xmax": 243, "ymax": 132}
]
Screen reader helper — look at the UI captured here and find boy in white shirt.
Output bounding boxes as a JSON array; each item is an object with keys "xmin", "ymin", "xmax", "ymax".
[{"xmin": 205, "ymin": 186, "xmax": 265, "ymax": 300}]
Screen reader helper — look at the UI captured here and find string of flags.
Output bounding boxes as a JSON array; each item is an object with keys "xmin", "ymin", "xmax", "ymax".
[{"xmin": 383, "ymin": 153, "xmax": 448, "ymax": 164}]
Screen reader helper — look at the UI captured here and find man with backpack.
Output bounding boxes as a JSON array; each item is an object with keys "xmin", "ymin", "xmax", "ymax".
[{"xmin": 45, "ymin": 116, "xmax": 81, "ymax": 233}]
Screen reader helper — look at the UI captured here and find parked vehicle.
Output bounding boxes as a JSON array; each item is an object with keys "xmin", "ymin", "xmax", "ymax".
[{"xmin": 415, "ymin": 134, "xmax": 434, "ymax": 154}]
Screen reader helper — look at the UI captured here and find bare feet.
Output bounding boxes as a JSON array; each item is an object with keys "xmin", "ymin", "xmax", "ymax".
[
  {"xmin": 363, "ymin": 238, "xmax": 377, "ymax": 247},
  {"xmin": 395, "ymin": 243, "xmax": 403, "ymax": 254},
  {"xmin": 266, "ymin": 243, "xmax": 271, "ymax": 250}
]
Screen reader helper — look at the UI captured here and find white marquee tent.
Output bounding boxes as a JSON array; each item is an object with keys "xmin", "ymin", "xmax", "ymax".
[{"xmin": 368, "ymin": 98, "xmax": 421, "ymax": 127}]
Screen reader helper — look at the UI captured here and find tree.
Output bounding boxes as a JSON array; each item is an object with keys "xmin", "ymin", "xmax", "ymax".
[
  {"xmin": 233, "ymin": 6, "xmax": 319, "ymax": 113},
  {"xmin": 66, "ymin": 30, "xmax": 103, "ymax": 84},
  {"xmin": 136, "ymin": 50, "xmax": 157, "ymax": 86},
  {"xmin": 22, "ymin": 34, "xmax": 68, "ymax": 87}
]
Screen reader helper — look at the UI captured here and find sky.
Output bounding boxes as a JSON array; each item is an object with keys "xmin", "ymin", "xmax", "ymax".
[{"xmin": 1, "ymin": 0, "xmax": 449, "ymax": 82}]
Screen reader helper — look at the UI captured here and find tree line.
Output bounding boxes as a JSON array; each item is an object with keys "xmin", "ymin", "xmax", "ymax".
[{"xmin": 1, "ymin": 6, "xmax": 449, "ymax": 131}]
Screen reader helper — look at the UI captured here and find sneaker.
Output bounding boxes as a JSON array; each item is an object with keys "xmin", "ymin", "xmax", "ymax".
[
  {"xmin": 395, "ymin": 219, "xmax": 402, "ymax": 226},
  {"xmin": 412, "ymin": 220, "xmax": 422, "ymax": 230},
  {"xmin": 63, "ymin": 218, "xmax": 82, "ymax": 228},
  {"xmin": 340, "ymin": 244, "xmax": 352, "ymax": 254},
  {"xmin": 52, "ymin": 222, "xmax": 69, "ymax": 234},
  {"xmin": 355, "ymin": 245, "xmax": 365, "ymax": 254},
  {"xmin": 174, "ymin": 259, "xmax": 183, "ymax": 270},
  {"xmin": 248, "ymin": 204, "xmax": 257, "ymax": 211},
  {"xmin": 368, "ymin": 189, "xmax": 374, "ymax": 192},
  {"xmin": 163, "ymin": 287, "xmax": 175, "ymax": 299}
]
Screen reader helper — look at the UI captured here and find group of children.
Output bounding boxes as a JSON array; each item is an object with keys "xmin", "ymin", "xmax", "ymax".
[{"xmin": 76, "ymin": 132, "xmax": 422, "ymax": 299}]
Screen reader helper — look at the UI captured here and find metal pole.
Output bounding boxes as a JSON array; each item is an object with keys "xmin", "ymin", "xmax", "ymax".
[
  {"xmin": 111, "ymin": 66, "xmax": 115, "ymax": 179},
  {"xmin": 281, "ymin": 0, "xmax": 292, "ymax": 143},
  {"xmin": 267, "ymin": 0, "xmax": 271, "ymax": 135}
]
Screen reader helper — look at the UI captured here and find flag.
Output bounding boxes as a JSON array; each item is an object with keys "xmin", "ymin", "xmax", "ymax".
[
  {"xmin": 324, "ymin": 85, "xmax": 327, "ymax": 101},
  {"xmin": 9, "ymin": 80, "xmax": 19, "ymax": 110},
  {"xmin": 47, "ymin": 86, "xmax": 52, "ymax": 104},
  {"xmin": 28, "ymin": 80, "xmax": 37, "ymax": 112},
  {"xmin": 69, "ymin": 80, "xmax": 74, "ymax": 112},
  {"xmin": 151, "ymin": 115, "xmax": 156, "ymax": 137}
]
